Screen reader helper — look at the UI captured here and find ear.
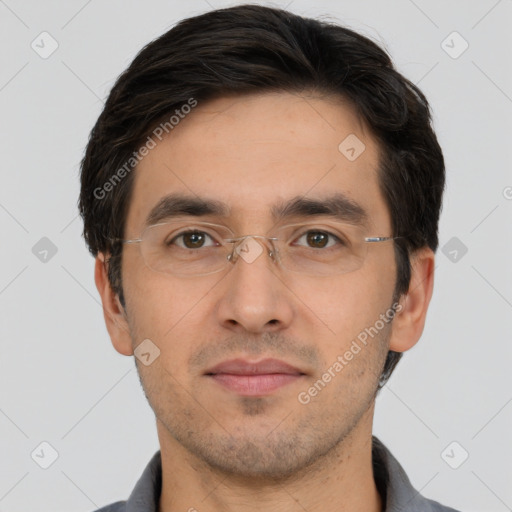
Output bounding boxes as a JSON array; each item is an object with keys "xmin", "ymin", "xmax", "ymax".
[
  {"xmin": 388, "ymin": 246, "xmax": 435, "ymax": 353},
  {"xmin": 94, "ymin": 253, "xmax": 134, "ymax": 356}
]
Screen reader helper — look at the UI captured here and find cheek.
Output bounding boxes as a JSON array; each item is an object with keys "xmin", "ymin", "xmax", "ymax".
[
  {"xmin": 290, "ymin": 264, "xmax": 395, "ymax": 351},
  {"xmin": 124, "ymin": 249, "xmax": 206, "ymax": 317},
  {"xmin": 123, "ymin": 260, "xmax": 221, "ymax": 363}
]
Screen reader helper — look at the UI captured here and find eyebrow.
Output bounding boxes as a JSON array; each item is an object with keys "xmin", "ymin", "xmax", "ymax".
[
  {"xmin": 145, "ymin": 194, "xmax": 230, "ymax": 227},
  {"xmin": 144, "ymin": 192, "xmax": 368, "ymax": 228},
  {"xmin": 271, "ymin": 194, "xmax": 368, "ymax": 226}
]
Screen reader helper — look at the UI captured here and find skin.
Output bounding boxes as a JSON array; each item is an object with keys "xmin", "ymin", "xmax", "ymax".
[{"xmin": 95, "ymin": 91, "xmax": 435, "ymax": 512}]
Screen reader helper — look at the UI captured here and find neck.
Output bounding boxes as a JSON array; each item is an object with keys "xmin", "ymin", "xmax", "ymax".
[{"xmin": 157, "ymin": 408, "xmax": 383, "ymax": 512}]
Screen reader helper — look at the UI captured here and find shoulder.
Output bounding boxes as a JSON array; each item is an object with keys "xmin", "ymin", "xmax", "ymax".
[
  {"xmin": 422, "ymin": 497, "xmax": 462, "ymax": 512},
  {"xmin": 89, "ymin": 501, "xmax": 126, "ymax": 512},
  {"xmin": 372, "ymin": 436, "xmax": 462, "ymax": 512}
]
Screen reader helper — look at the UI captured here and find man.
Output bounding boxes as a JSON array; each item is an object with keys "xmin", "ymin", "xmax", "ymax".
[{"xmin": 79, "ymin": 4, "xmax": 459, "ymax": 511}]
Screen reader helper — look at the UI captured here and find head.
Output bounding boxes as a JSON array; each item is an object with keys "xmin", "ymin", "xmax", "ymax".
[{"xmin": 80, "ymin": 5, "xmax": 444, "ymax": 479}]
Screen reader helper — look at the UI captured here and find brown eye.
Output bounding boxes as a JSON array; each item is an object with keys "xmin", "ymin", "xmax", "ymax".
[
  {"xmin": 182, "ymin": 232, "xmax": 207, "ymax": 248},
  {"xmin": 306, "ymin": 231, "xmax": 329, "ymax": 248},
  {"xmin": 294, "ymin": 230, "xmax": 342, "ymax": 249},
  {"xmin": 170, "ymin": 231, "xmax": 216, "ymax": 249}
]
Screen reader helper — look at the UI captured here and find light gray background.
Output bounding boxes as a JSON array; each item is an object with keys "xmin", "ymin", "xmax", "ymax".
[{"xmin": 1, "ymin": 1, "xmax": 511, "ymax": 511}]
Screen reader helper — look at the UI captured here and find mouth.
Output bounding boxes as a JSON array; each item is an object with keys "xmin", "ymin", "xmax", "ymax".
[{"xmin": 204, "ymin": 358, "xmax": 307, "ymax": 396}]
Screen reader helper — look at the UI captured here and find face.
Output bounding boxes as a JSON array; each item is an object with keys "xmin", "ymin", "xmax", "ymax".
[{"xmin": 111, "ymin": 92, "xmax": 399, "ymax": 478}]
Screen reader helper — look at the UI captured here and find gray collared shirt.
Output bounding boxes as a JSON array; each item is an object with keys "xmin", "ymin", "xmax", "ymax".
[{"xmin": 92, "ymin": 436, "xmax": 461, "ymax": 512}]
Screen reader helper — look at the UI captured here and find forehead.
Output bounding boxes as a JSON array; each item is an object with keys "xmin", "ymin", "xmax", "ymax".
[{"xmin": 124, "ymin": 91, "xmax": 389, "ymax": 234}]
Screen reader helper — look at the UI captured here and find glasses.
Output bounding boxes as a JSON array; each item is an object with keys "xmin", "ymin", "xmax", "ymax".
[{"xmin": 112, "ymin": 220, "xmax": 398, "ymax": 277}]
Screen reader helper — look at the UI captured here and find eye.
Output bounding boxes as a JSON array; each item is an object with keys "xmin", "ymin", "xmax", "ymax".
[
  {"xmin": 293, "ymin": 230, "xmax": 344, "ymax": 249},
  {"xmin": 169, "ymin": 230, "xmax": 218, "ymax": 249}
]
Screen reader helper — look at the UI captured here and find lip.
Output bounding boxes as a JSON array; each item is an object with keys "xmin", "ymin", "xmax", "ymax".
[
  {"xmin": 205, "ymin": 358, "xmax": 306, "ymax": 396},
  {"xmin": 205, "ymin": 358, "xmax": 304, "ymax": 376}
]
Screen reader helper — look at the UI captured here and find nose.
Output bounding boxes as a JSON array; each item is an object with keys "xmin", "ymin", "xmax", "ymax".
[{"xmin": 215, "ymin": 236, "xmax": 294, "ymax": 333}]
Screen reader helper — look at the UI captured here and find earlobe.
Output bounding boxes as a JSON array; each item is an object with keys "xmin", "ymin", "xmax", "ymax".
[
  {"xmin": 388, "ymin": 247, "xmax": 435, "ymax": 353},
  {"xmin": 94, "ymin": 253, "xmax": 134, "ymax": 356}
]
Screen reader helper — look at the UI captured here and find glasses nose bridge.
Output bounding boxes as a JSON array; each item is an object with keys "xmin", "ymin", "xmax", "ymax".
[{"xmin": 226, "ymin": 234, "xmax": 279, "ymax": 266}]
